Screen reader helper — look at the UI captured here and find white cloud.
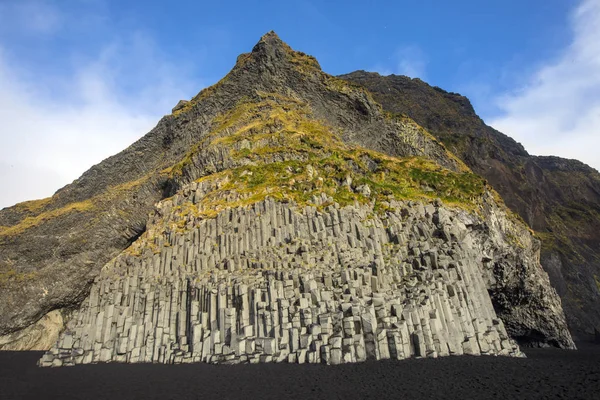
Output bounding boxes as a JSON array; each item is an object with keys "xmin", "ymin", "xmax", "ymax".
[
  {"xmin": 490, "ymin": 0, "xmax": 600, "ymax": 171},
  {"xmin": 394, "ymin": 46, "xmax": 427, "ymax": 79},
  {"xmin": 0, "ymin": 26, "xmax": 201, "ymax": 209},
  {"xmin": 372, "ymin": 45, "xmax": 427, "ymax": 79}
]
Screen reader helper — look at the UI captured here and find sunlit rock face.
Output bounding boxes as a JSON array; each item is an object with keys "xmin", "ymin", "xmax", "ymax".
[
  {"xmin": 340, "ymin": 70, "xmax": 600, "ymax": 340},
  {"xmin": 0, "ymin": 33, "xmax": 574, "ymax": 366},
  {"xmin": 41, "ymin": 194, "xmax": 527, "ymax": 366}
]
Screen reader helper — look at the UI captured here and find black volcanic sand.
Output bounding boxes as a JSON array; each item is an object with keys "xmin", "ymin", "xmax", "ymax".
[{"xmin": 2, "ymin": 344, "xmax": 599, "ymax": 400}]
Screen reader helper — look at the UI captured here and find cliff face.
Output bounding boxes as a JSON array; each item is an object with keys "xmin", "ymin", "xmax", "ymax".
[
  {"xmin": 0, "ymin": 34, "xmax": 459, "ymax": 342},
  {"xmin": 41, "ymin": 193, "xmax": 532, "ymax": 366},
  {"xmin": 339, "ymin": 71, "xmax": 600, "ymax": 339},
  {"xmin": 1, "ymin": 33, "xmax": 573, "ymax": 361}
]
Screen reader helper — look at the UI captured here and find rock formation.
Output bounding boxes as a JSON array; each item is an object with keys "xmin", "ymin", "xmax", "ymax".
[
  {"xmin": 339, "ymin": 71, "xmax": 600, "ymax": 340},
  {"xmin": 40, "ymin": 193, "xmax": 532, "ymax": 366},
  {"xmin": 0, "ymin": 32, "xmax": 574, "ymax": 365}
]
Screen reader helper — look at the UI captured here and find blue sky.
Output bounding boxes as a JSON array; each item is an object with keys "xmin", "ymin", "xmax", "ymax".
[{"xmin": 0, "ymin": 0, "xmax": 598, "ymax": 207}]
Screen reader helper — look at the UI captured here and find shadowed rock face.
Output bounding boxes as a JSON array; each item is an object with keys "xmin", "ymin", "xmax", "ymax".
[
  {"xmin": 339, "ymin": 71, "xmax": 600, "ymax": 339},
  {"xmin": 1, "ymin": 32, "xmax": 574, "ymax": 359}
]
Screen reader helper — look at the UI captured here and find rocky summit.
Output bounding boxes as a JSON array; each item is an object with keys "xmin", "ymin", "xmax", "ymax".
[{"xmin": 0, "ymin": 32, "xmax": 576, "ymax": 366}]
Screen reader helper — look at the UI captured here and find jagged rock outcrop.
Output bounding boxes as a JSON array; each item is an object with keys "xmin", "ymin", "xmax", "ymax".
[
  {"xmin": 339, "ymin": 71, "xmax": 600, "ymax": 339},
  {"xmin": 41, "ymin": 182, "xmax": 536, "ymax": 366},
  {"xmin": 0, "ymin": 33, "xmax": 460, "ymax": 344},
  {"xmin": 1, "ymin": 32, "xmax": 574, "ymax": 362}
]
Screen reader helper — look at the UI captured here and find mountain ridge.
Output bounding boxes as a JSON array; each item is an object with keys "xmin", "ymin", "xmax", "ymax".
[
  {"xmin": 0, "ymin": 32, "xmax": 470, "ymax": 340},
  {"xmin": 339, "ymin": 70, "xmax": 600, "ymax": 339},
  {"xmin": 1, "ymin": 33, "xmax": 575, "ymax": 359}
]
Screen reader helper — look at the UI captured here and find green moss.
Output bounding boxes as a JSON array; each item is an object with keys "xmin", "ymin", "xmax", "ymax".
[
  {"xmin": 0, "ymin": 266, "xmax": 37, "ymax": 285},
  {"xmin": 534, "ymin": 205, "xmax": 596, "ymax": 263},
  {"xmin": 283, "ymin": 45, "xmax": 321, "ymax": 75},
  {"xmin": 535, "ymin": 228, "xmax": 585, "ymax": 263},
  {"xmin": 174, "ymin": 150, "xmax": 484, "ymax": 224},
  {"xmin": 0, "ymin": 174, "xmax": 152, "ymax": 237},
  {"xmin": 383, "ymin": 111, "xmax": 471, "ymax": 173},
  {"xmin": 163, "ymin": 93, "xmax": 488, "ymax": 229},
  {"xmin": 324, "ymin": 75, "xmax": 373, "ymax": 98},
  {"xmin": 13, "ymin": 197, "xmax": 52, "ymax": 213},
  {"xmin": 168, "ymin": 95, "xmax": 324, "ymax": 177},
  {"xmin": 0, "ymin": 200, "xmax": 95, "ymax": 236}
]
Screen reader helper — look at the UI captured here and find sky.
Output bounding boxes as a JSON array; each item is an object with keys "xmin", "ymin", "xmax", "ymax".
[{"xmin": 0, "ymin": 0, "xmax": 598, "ymax": 208}]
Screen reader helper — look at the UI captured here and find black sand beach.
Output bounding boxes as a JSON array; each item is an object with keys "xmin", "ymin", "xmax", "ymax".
[{"xmin": 2, "ymin": 344, "xmax": 599, "ymax": 400}]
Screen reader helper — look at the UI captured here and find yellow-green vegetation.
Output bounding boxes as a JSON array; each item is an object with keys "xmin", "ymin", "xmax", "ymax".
[
  {"xmin": 0, "ymin": 200, "xmax": 95, "ymax": 236},
  {"xmin": 383, "ymin": 111, "xmax": 471, "ymax": 173},
  {"xmin": 280, "ymin": 39, "xmax": 378, "ymax": 107},
  {"xmin": 172, "ymin": 60, "xmax": 242, "ymax": 118},
  {"xmin": 101, "ymin": 174, "xmax": 153, "ymax": 200},
  {"xmin": 235, "ymin": 52, "xmax": 252, "ymax": 68},
  {"xmin": 281, "ymin": 42, "xmax": 385, "ymax": 118},
  {"xmin": 594, "ymin": 275, "xmax": 600, "ymax": 291},
  {"xmin": 165, "ymin": 94, "xmax": 487, "ymax": 227},
  {"xmin": 198, "ymin": 157, "xmax": 481, "ymax": 216},
  {"xmin": 550, "ymin": 202, "xmax": 600, "ymax": 239},
  {"xmin": 535, "ymin": 231, "xmax": 559, "ymax": 250},
  {"xmin": 171, "ymin": 35, "xmax": 372, "ymax": 119},
  {"xmin": 286, "ymin": 50, "xmax": 320, "ymax": 75},
  {"xmin": 533, "ymin": 207, "xmax": 593, "ymax": 263},
  {"xmin": 271, "ymin": 35, "xmax": 321, "ymax": 74},
  {"xmin": 170, "ymin": 32, "xmax": 313, "ymax": 119},
  {"xmin": 535, "ymin": 229, "xmax": 585, "ymax": 263},
  {"xmin": 124, "ymin": 233, "xmax": 161, "ymax": 256},
  {"xmin": 323, "ymin": 74, "xmax": 378, "ymax": 102},
  {"xmin": 172, "ymin": 82, "xmax": 220, "ymax": 117},
  {"xmin": 12, "ymin": 197, "xmax": 52, "ymax": 214},
  {"xmin": 505, "ymin": 231, "xmax": 526, "ymax": 249},
  {"xmin": 0, "ymin": 265, "xmax": 37, "ymax": 284},
  {"xmin": 0, "ymin": 174, "xmax": 152, "ymax": 237}
]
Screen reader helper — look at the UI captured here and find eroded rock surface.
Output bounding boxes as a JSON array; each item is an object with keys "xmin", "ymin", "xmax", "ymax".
[
  {"xmin": 1, "ymin": 32, "xmax": 575, "ymax": 363},
  {"xmin": 340, "ymin": 71, "xmax": 600, "ymax": 339},
  {"xmin": 0, "ymin": 310, "xmax": 65, "ymax": 351},
  {"xmin": 0, "ymin": 32, "xmax": 460, "ymax": 341},
  {"xmin": 40, "ymin": 178, "xmax": 572, "ymax": 366}
]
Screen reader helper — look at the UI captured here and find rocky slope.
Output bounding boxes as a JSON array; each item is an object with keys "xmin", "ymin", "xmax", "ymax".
[
  {"xmin": 1, "ymin": 33, "xmax": 573, "ymax": 361},
  {"xmin": 339, "ymin": 71, "xmax": 600, "ymax": 340},
  {"xmin": 0, "ymin": 34, "xmax": 459, "ymax": 346}
]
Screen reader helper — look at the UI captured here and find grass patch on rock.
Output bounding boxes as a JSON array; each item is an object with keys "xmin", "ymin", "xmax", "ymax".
[{"xmin": 163, "ymin": 94, "xmax": 488, "ymax": 227}]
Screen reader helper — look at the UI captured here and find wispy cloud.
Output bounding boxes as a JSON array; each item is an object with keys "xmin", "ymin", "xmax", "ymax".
[
  {"xmin": 394, "ymin": 46, "xmax": 427, "ymax": 78},
  {"xmin": 372, "ymin": 45, "xmax": 427, "ymax": 79},
  {"xmin": 0, "ymin": 4, "xmax": 201, "ymax": 208},
  {"xmin": 490, "ymin": 0, "xmax": 600, "ymax": 171}
]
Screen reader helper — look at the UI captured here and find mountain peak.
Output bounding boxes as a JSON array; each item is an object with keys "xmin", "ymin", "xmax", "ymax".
[
  {"xmin": 232, "ymin": 31, "xmax": 322, "ymax": 73},
  {"xmin": 246, "ymin": 30, "xmax": 288, "ymax": 64},
  {"xmin": 1, "ymin": 32, "xmax": 575, "ymax": 363},
  {"xmin": 258, "ymin": 30, "xmax": 283, "ymax": 44}
]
